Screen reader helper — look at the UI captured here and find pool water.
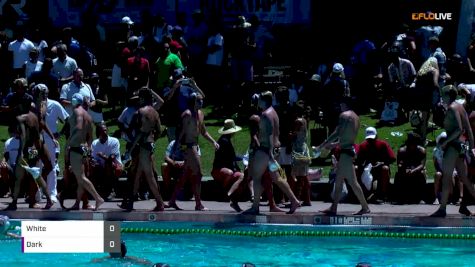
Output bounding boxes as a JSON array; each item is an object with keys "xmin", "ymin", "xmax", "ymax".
[{"xmin": 1, "ymin": 223, "xmax": 475, "ymax": 267}]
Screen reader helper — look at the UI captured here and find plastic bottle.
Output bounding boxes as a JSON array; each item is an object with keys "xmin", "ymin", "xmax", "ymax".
[
  {"xmin": 311, "ymin": 146, "xmax": 321, "ymax": 158},
  {"xmin": 268, "ymin": 160, "xmax": 279, "ymax": 172}
]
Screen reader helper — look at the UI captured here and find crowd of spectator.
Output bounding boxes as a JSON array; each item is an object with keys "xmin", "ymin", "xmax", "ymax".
[{"xmin": 1, "ymin": 9, "xmax": 475, "ymax": 210}]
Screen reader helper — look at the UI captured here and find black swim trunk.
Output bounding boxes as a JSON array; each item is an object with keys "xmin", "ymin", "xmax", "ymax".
[
  {"xmin": 256, "ymin": 146, "xmax": 271, "ymax": 155},
  {"xmin": 139, "ymin": 142, "xmax": 155, "ymax": 153},
  {"xmin": 446, "ymin": 140, "xmax": 468, "ymax": 158},
  {"xmin": 340, "ymin": 147, "xmax": 356, "ymax": 158},
  {"xmin": 70, "ymin": 146, "xmax": 90, "ymax": 158}
]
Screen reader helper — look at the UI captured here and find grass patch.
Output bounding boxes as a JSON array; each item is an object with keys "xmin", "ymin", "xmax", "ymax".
[{"xmin": 0, "ymin": 106, "xmax": 441, "ymax": 181}]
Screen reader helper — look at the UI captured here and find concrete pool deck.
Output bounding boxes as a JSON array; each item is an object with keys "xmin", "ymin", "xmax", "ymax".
[{"xmin": 2, "ymin": 198, "xmax": 475, "ymax": 227}]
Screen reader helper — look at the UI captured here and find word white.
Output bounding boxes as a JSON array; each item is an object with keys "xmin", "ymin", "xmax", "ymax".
[{"xmin": 26, "ymin": 225, "xmax": 46, "ymax": 231}]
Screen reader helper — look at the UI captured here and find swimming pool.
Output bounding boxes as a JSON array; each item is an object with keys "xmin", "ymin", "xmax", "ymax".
[{"xmin": 2, "ymin": 221, "xmax": 475, "ymax": 266}]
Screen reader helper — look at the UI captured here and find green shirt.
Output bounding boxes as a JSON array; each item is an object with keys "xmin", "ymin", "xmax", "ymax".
[{"xmin": 155, "ymin": 52, "xmax": 184, "ymax": 90}]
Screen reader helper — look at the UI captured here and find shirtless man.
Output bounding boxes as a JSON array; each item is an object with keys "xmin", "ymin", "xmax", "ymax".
[
  {"xmin": 243, "ymin": 91, "xmax": 300, "ymax": 215},
  {"xmin": 66, "ymin": 93, "xmax": 103, "ymax": 210},
  {"xmin": 315, "ymin": 110, "xmax": 370, "ymax": 216},
  {"xmin": 168, "ymin": 93, "xmax": 219, "ymax": 211},
  {"xmin": 4, "ymin": 86, "xmax": 54, "ymax": 210},
  {"xmin": 121, "ymin": 88, "xmax": 165, "ymax": 211},
  {"xmin": 431, "ymin": 87, "xmax": 475, "ymax": 217},
  {"xmin": 246, "ymin": 114, "xmax": 283, "ymax": 212}
]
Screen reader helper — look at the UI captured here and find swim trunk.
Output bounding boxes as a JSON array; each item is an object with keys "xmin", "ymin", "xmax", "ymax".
[
  {"xmin": 446, "ymin": 140, "xmax": 468, "ymax": 158},
  {"xmin": 139, "ymin": 142, "xmax": 155, "ymax": 153},
  {"xmin": 256, "ymin": 146, "xmax": 271, "ymax": 155},
  {"xmin": 70, "ymin": 146, "xmax": 91, "ymax": 158},
  {"xmin": 340, "ymin": 146, "xmax": 356, "ymax": 158}
]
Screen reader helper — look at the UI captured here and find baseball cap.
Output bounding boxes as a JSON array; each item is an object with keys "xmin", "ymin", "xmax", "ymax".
[
  {"xmin": 121, "ymin": 16, "xmax": 134, "ymax": 25},
  {"xmin": 173, "ymin": 68, "xmax": 184, "ymax": 79},
  {"xmin": 436, "ymin": 131, "xmax": 447, "ymax": 144},
  {"xmin": 332, "ymin": 63, "xmax": 344, "ymax": 73},
  {"xmin": 33, "ymin": 83, "xmax": 48, "ymax": 93},
  {"xmin": 365, "ymin": 127, "xmax": 377, "ymax": 139},
  {"xmin": 72, "ymin": 93, "xmax": 84, "ymax": 106},
  {"xmin": 310, "ymin": 74, "xmax": 321, "ymax": 82}
]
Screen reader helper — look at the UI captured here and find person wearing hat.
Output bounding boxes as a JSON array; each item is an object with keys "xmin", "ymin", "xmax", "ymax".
[
  {"xmin": 243, "ymin": 91, "xmax": 300, "ymax": 215},
  {"xmin": 322, "ymin": 63, "xmax": 350, "ymax": 133},
  {"xmin": 119, "ymin": 88, "xmax": 165, "ymax": 211},
  {"xmin": 431, "ymin": 85, "xmax": 475, "ymax": 217},
  {"xmin": 3, "ymin": 84, "xmax": 55, "ymax": 210},
  {"xmin": 356, "ymin": 127, "xmax": 396, "ymax": 203},
  {"xmin": 167, "ymin": 93, "xmax": 218, "ymax": 211},
  {"xmin": 91, "ymin": 240, "xmax": 153, "ymax": 265},
  {"xmin": 32, "ymin": 83, "xmax": 66, "ymax": 204},
  {"xmin": 211, "ymin": 119, "xmax": 245, "ymax": 212},
  {"xmin": 0, "ymin": 215, "xmax": 20, "ymax": 238},
  {"xmin": 120, "ymin": 16, "xmax": 135, "ymax": 41},
  {"xmin": 393, "ymin": 132, "xmax": 427, "ymax": 205},
  {"xmin": 64, "ymin": 92, "xmax": 104, "ymax": 211}
]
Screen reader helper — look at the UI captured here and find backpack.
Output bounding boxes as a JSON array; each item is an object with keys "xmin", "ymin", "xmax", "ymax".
[
  {"xmin": 410, "ymin": 110, "xmax": 422, "ymax": 127},
  {"xmin": 380, "ymin": 101, "xmax": 399, "ymax": 122}
]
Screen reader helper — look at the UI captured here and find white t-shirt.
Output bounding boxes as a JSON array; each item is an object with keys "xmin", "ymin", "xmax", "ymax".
[
  {"xmin": 8, "ymin": 38, "xmax": 35, "ymax": 69},
  {"xmin": 53, "ymin": 56, "xmax": 78, "ymax": 79},
  {"xmin": 33, "ymin": 40, "xmax": 48, "ymax": 62},
  {"xmin": 4, "ymin": 137, "xmax": 20, "ymax": 166},
  {"xmin": 111, "ymin": 64, "xmax": 125, "ymax": 88},
  {"xmin": 25, "ymin": 60, "xmax": 43, "ymax": 81},
  {"xmin": 60, "ymin": 81, "xmax": 96, "ymax": 115},
  {"xmin": 206, "ymin": 33, "xmax": 224, "ymax": 66},
  {"xmin": 92, "ymin": 137, "xmax": 122, "ymax": 167},
  {"xmin": 118, "ymin": 106, "xmax": 138, "ymax": 142},
  {"xmin": 460, "ymin": 83, "xmax": 475, "ymax": 102},
  {"xmin": 46, "ymin": 99, "xmax": 69, "ymax": 133}
]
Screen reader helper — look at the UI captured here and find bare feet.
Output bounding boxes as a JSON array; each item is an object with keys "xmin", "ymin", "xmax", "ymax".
[
  {"xmin": 430, "ymin": 209, "xmax": 447, "ymax": 217},
  {"xmin": 269, "ymin": 206, "xmax": 285, "ymax": 212},
  {"xmin": 242, "ymin": 207, "xmax": 260, "ymax": 215},
  {"xmin": 286, "ymin": 201, "xmax": 300, "ymax": 214},
  {"xmin": 167, "ymin": 202, "xmax": 183, "ymax": 211},
  {"xmin": 82, "ymin": 204, "xmax": 95, "ymax": 210},
  {"xmin": 320, "ymin": 208, "xmax": 337, "ymax": 216},
  {"xmin": 29, "ymin": 203, "xmax": 41, "ymax": 209},
  {"xmin": 230, "ymin": 202, "xmax": 242, "ymax": 212},
  {"xmin": 459, "ymin": 206, "xmax": 474, "ymax": 216},
  {"xmin": 195, "ymin": 204, "xmax": 209, "ymax": 211},
  {"xmin": 353, "ymin": 208, "xmax": 371, "ymax": 215},
  {"xmin": 94, "ymin": 198, "xmax": 105, "ymax": 211}
]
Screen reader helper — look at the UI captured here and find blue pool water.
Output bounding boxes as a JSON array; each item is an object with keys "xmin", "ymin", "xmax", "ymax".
[{"xmin": 1, "ymin": 222, "xmax": 475, "ymax": 267}]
